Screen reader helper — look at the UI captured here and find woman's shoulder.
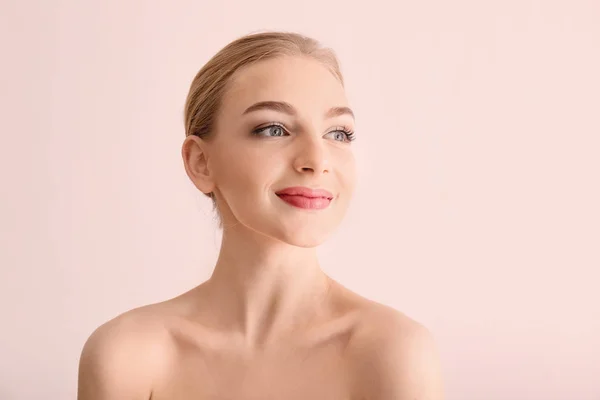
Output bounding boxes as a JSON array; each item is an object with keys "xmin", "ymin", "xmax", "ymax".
[
  {"xmin": 84, "ymin": 302, "xmax": 173, "ymax": 345},
  {"xmin": 330, "ymin": 280, "xmax": 427, "ymax": 338},
  {"xmin": 349, "ymin": 299, "xmax": 436, "ymax": 361},
  {"xmin": 77, "ymin": 302, "xmax": 177, "ymax": 399},
  {"xmin": 338, "ymin": 289, "xmax": 444, "ymax": 399}
]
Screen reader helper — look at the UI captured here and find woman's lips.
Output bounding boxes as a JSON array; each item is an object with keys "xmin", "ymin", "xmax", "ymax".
[
  {"xmin": 276, "ymin": 194, "xmax": 332, "ymax": 210},
  {"xmin": 275, "ymin": 186, "xmax": 334, "ymax": 210}
]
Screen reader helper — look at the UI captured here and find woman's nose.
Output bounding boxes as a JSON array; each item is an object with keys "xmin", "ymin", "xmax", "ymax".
[{"xmin": 293, "ymin": 135, "xmax": 330, "ymax": 175}]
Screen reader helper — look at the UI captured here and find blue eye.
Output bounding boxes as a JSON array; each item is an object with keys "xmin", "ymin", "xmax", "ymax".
[
  {"xmin": 252, "ymin": 123, "xmax": 356, "ymax": 143},
  {"xmin": 253, "ymin": 124, "xmax": 287, "ymax": 137},
  {"xmin": 328, "ymin": 129, "xmax": 356, "ymax": 143}
]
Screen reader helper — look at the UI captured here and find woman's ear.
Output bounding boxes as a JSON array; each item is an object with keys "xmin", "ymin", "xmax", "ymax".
[{"xmin": 181, "ymin": 135, "xmax": 215, "ymax": 195}]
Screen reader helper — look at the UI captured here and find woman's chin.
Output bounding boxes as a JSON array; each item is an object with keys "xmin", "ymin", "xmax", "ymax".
[
  {"xmin": 277, "ymin": 226, "xmax": 335, "ymax": 248},
  {"xmin": 225, "ymin": 206, "xmax": 343, "ymax": 247}
]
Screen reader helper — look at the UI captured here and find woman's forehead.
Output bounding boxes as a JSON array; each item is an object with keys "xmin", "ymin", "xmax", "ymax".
[{"xmin": 222, "ymin": 56, "xmax": 348, "ymax": 114}]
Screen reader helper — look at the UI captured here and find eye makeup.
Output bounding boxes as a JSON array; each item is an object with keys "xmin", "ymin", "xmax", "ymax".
[{"xmin": 251, "ymin": 122, "xmax": 356, "ymax": 143}]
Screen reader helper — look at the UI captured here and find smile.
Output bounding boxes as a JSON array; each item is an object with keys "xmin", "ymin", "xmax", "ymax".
[
  {"xmin": 275, "ymin": 186, "xmax": 334, "ymax": 210},
  {"xmin": 276, "ymin": 194, "xmax": 332, "ymax": 210}
]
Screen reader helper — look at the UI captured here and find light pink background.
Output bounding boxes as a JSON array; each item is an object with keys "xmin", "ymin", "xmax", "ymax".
[{"xmin": 1, "ymin": 1, "xmax": 599, "ymax": 399}]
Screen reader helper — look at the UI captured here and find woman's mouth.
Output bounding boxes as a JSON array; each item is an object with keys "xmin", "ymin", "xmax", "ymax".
[{"xmin": 275, "ymin": 186, "xmax": 334, "ymax": 210}]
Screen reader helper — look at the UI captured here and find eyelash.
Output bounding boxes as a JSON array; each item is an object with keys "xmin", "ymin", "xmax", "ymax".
[{"xmin": 252, "ymin": 123, "xmax": 356, "ymax": 143}]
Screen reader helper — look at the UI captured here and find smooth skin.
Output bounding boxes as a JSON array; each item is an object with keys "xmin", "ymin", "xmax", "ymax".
[{"xmin": 77, "ymin": 55, "xmax": 444, "ymax": 400}]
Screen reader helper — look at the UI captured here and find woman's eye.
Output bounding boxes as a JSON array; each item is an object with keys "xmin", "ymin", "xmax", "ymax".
[
  {"xmin": 253, "ymin": 124, "xmax": 355, "ymax": 143},
  {"xmin": 327, "ymin": 130, "xmax": 355, "ymax": 143},
  {"xmin": 331, "ymin": 131, "xmax": 346, "ymax": 141},
  {"xmin": 255, "ymin": 125, "xmax": 287, "ymax": 137}
]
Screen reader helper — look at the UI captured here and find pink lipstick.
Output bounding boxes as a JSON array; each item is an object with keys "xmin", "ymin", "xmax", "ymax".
[{"xmin": 275, "ymin": 186, "xmax": 334, "ymax": 210}]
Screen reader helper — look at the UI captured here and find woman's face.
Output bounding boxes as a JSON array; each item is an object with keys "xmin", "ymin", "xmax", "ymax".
[{"xmin": 190, "ymin": 55, "xmax": 357, "ymax": 247}]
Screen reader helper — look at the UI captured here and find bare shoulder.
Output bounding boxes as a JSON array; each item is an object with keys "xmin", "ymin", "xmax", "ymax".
[
  {"xmin": 344, "ymin": 298, "xmax": 445, "ymax": 400},
  {"xmin": 77, "ymin": 303, "xmax": 175, "ymax": 400}
]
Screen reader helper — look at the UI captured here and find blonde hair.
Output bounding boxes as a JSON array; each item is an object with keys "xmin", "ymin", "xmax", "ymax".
[{"xmin": 183, "ymin": 31, "xmax": 344, "ymax": 226}]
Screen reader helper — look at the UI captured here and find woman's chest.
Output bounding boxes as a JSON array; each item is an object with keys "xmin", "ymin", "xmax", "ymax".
[{"xmin": 151, "ymin": 340, "xmax": 357, "ymax": 400}]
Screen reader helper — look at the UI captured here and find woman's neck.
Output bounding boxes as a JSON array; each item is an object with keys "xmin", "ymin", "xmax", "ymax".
[{"xmin": 202, "ymin": 227, "xmax": 332, "ymax": 349}]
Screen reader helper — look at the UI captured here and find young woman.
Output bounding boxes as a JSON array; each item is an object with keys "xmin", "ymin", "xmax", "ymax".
[{"xmin": 77, "ymin": 31, "xmax": 444, "ymax": 400}]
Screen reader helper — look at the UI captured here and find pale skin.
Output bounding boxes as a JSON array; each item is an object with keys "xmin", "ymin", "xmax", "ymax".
[{"xmin": 77, "ymin": 55, "xmax": 444, "ymax": 399}]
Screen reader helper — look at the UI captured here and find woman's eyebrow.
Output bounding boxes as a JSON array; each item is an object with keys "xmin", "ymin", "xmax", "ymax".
[
  {"xmin": 243, "ymin": 101, "xmax": 296, "ymax": 116},
  {"xmin": 326, "ymin": 106, "xmax": 354, "ymax": 120},
  {"xmin": 242, "ymin": 101, "xmax": 354, "ymax": 120}
]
